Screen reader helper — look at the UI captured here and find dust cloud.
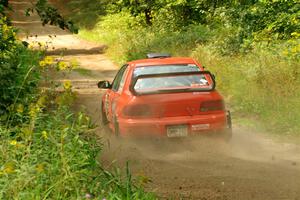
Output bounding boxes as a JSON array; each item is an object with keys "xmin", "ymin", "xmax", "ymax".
[
  {"xmin": 99, "ymin": 126, "xmax": 300, "ymax": 171},
  {"xmin": 229, "ymin": 127, "xmax": 300, "ymax": 167}
]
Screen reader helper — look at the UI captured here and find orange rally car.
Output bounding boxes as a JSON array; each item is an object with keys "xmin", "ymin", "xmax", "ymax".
[{"xmin": 98, "ymin": 53, "xmax": 232, "ymax": 139}]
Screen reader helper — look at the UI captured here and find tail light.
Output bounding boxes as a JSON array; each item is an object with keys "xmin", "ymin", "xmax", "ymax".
[
  {"xmin": 123, "ymin": 104, "xmax": 153, "ymax": 117},
  {"xmin": 200, "ymin": 100, "xmax": 225, "ymax": 112}
]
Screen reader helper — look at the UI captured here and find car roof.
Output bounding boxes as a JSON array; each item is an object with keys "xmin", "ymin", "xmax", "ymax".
[{"xmin": 127, "ymin": 57, "xmax": 197, "ymax": 67}]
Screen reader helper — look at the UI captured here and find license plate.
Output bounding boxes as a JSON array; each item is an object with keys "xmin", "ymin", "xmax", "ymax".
[
  {"xmin": 167, "ymin": 125, "xmax": 188, "ymax": 137},
  {"xmin": 191, "ymin": 124, "xmax": 210, "ymax": 131}
]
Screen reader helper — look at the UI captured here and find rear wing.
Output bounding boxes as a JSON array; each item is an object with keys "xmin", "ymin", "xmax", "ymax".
[{"xmin": 130, "ymin": 71, "xmax": 216, "ymax": 96}]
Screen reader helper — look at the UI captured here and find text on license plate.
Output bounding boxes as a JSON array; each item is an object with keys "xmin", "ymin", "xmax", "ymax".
[
  {"xmin": 167, "ymin": 125, "xmax": 188, "ymax": 137},
  {"xmin": 191, "ymin": 124, "xmax": 210, "ymax": 131}
]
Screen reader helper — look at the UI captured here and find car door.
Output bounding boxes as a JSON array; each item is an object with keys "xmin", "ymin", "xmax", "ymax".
[{"xmin": 106, "ymin": 64, "xmax": 128, "ymax": 122}]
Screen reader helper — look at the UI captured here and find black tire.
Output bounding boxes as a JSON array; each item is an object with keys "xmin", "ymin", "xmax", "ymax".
[
  {"xmin": 100, "ymin": 101, "xmax": 109, "ymax": 126},
  {"xmin": 113, "ymin": 117, "xmax": 121, "ymax": 137}
]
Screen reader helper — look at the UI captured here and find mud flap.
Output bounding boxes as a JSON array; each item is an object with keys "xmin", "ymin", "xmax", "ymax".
[
  {"xmin": 226, "ymin": 110, "xmax": 232, "ymax": 129},
  {"xmin": 224, "ymin": 110, "xmax": 233, "ymax": 141}
]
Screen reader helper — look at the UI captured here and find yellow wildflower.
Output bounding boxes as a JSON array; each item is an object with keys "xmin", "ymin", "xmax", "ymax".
[
  {"xmin": 44, "ymin": 56, "xmax": 53, "ymax": 65},
  {"xmin": 9, "ymin": 139, "xmax": 24, "ymax": 148},
  {"xmin": 63, "ymin": 80, "xmax": 72, "ymax": 90},
  {"xmin": 2, "ymin": 24, "xmax": 8, "ymax": 32},
  {"xmin": 37, "ymin": 42, "xmax": 46, "ymax": 50},
  {"xmin": 291, "ymin": 46, "xmax": 298, "ymax": 53},
  {"xmin": 16, "ymin": 104, "xmax": 24, "ymax": 113},
  {"xmin": 58, "ymin": 61, "xmax": 68, "ymax": 70},
  {"xmin": 39, "ymin": 60, "xmax": 46, "ymax": 68},
  {"xmin": 2, "ymin": 163, "xmax": 15, "ymax": 174},
  {"xmin": 10, "ymin": 140, "xmax": 17, "ymax": 146},
  {"xmin": 42, "ymin": 131, "xmax": 48, "ymax": 139},
  {"xmin": 282, "ymin": 50, "xmax": 289, "ymax": 56},
  {"xmin": 28, "ymin": 43, "xmax": 34, "ymax": 49}
]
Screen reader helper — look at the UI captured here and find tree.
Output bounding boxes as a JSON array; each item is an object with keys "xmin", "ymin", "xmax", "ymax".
[{"xmin": 115, "ymin": 0, "xmax": 156, "ymax": 25}]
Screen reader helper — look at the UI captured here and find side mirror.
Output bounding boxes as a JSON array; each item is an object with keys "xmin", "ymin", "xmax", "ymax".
[{"xmin": 97, "ymin": 80, "xmax": 111, "ymax": 89}]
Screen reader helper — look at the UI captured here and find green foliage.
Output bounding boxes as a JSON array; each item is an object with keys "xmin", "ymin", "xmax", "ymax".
[
  {"xmin": 0, "ymin": 89, "xmax": 156, "ymax": 199},
  {"xmin": 101, "ymin": 0, "xmax": 299, "ymax": 54},
  {"xmin": 80, "ymin": 12, "xmax": 210, "ymax": 63},
  {"xmin": 66, "ymin": 0, "xmax": 108, "ymax": 29},
  {"xmin": 216, "ymin": 0, "xmax": 300, "ymax": 46},
  {"xmin": 0, "ymin": 0, "xmax": 9, "ymax": 16},
  {"xmin": 109, "ymin": 0, "xmax": 235, "ymax": 27},
  {"xmin": 0, "ymin": 17, "xmax": 41, "ymax": 114},
  {"xmin": 111, "ymin": 0, "xmax": 158, "ymax": 25}
]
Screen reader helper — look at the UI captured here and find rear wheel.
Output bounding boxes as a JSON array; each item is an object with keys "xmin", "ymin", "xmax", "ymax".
[
  {"xmin": 113, "ymin": 117, "xmax": 121, "ymax": 137},
  {"xmin": 100, "ymin": 102, "xmax": 108, "ymax": 126}
]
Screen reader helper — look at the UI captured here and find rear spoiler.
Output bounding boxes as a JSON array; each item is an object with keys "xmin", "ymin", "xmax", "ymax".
[
  {"xmin": 130, "ymin": 71, "xmax": 216, "ymax": 96},
  {"xmin": 147, "ymin": 53, "xmax": 171, "ymax": 59}
]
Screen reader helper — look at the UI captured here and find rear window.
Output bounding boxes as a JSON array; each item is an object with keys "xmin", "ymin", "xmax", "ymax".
[
  {"xmin": 133, "ymin": 64, "xmax": 200, "ymax": 77},
  {"xmin": 132, "ymin": 65, "xmax": 214, "ymax": 95},
  {"xmin": 134, "ymin": 74, "xmax": 210, "ymax": 90}
]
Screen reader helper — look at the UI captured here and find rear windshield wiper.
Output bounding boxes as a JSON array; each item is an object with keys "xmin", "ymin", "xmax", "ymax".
[{"xmin": 156, "ymin": 88, "xmax": 193, "ymax": 93}]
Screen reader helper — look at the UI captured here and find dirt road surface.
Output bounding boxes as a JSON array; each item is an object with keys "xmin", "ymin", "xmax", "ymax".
[{"xmin": 10, "ymin": 1, "xmax": 300, "ymax": 199}]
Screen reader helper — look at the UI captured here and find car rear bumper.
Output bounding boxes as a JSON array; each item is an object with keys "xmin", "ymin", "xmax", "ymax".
[{"xmin": 118, "ymin": 112, "xmax": 229, "ymax": 137}]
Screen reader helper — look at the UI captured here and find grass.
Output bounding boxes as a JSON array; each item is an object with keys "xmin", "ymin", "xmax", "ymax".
[{"xmin": 78, "ymin": 12, "xmax": 300, "ymax": 135}]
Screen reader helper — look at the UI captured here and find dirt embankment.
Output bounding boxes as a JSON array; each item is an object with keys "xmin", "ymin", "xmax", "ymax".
[{"xmin": 10, "ymin": 1, "xmax": 300, "ymax": 199}]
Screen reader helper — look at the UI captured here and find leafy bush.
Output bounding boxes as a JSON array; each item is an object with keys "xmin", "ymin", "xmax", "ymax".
[{"xmin": 0, "ymin": 17, "xmax": 41, "ymax": 115}]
